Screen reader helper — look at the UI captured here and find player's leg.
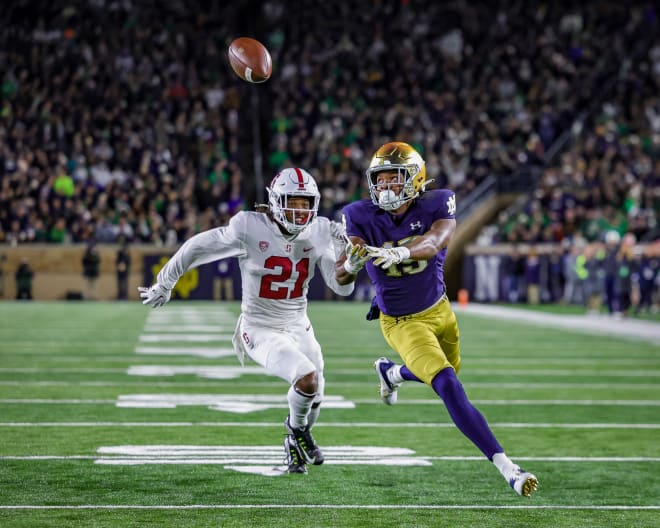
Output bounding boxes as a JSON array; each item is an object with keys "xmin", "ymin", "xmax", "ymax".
[
  {"xmin": 383, "ymin": 300, "xmax": 538, "ymax": 496},
  {"xmin": 239, "ymin": 321, "xmax": 320, "ymax": 471},
  {"xmin": 431, "ymin": 301, "xmax": 537, "ymax": 496},
  {"xmin": 287, "ymin": 316, "xmax": 325, "ymax": 464}
]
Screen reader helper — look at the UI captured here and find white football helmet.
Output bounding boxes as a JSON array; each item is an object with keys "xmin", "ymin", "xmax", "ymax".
[{"xmin": 267, "ymin": 168, "xmax": 320, "ymax": 234}]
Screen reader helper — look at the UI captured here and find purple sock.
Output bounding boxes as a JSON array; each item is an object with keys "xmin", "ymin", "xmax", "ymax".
[
  {"xmin": 400, "ymin": 365, "xmax": 421, "ymax": 382},
  {"xmin": 431, "ymin": 368, "xmax": 503, "ymax": 460}
]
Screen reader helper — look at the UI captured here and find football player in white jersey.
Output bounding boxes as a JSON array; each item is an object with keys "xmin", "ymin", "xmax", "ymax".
[{"xmin": 139, "ymin": 168, "xmax": 354, "ymax": 474}]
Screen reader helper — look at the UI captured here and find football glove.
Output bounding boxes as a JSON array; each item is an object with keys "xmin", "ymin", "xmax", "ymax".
[
  {"xmin": 343, "ymin": 243, "xmax": 371, "ymax": 274},
  {"xmin": 329, "ymin": 220, "xmax": 347, "ymax": 242},
  {"xmin": 138, "ymin": 283, "xmax": 171, "ymax": 308},
  {"xmin": 330, "ymin": 221, "xmax": 349, "ymax": 260},
  {"xmin": 367, "ymin": 246, "xmax": 411, "ymax": 269}
]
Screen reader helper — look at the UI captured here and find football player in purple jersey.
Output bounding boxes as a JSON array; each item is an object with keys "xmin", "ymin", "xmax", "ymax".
[{"xmin": 336, "ymin": 142, "xmax": 538, "ymax": 497}]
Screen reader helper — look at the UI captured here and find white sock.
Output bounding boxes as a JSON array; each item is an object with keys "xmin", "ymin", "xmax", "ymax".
[
  {"xmin": 388, "ymin": 365, "xmax": 404, "ymax": 385},
  {"xmin": 492, "ymin": 452, "xmax": 518, "ymax": 479},
  {"xmin": 307, "ymin": 401, "xmax": 321, "ymax": 428},
  {"xmin": 287, "ymin": 385, "xmax": 316, "ymax": 429}
]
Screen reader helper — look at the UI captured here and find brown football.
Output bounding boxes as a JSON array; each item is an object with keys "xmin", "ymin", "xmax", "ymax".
[{"xmin": 228, "ymin": 37, "xmax": 272, "ymax": 83}]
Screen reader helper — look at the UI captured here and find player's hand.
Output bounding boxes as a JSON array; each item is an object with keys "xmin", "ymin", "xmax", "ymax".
[
  {"xmin": 138, "ymin": 283, "xmax": 171, "ymax": 308},
  {"xmin": 343, "ymin": 242, "xmax": 371, "ymax": 274},
  {"xmin": 329, "ymin": 221, "xmax": 347, "ymax": 243},
  {"xmin": 366, "ymin": 246, "xmax": 411, "ymax": 269}
]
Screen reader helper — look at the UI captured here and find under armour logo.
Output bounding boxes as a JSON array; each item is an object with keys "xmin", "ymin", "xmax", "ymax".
[
  {"xmin": 446, "ymin": 195, "xmax": 456, "ymax": 215},
  {"xmin": 410, "ymin": 221, "xmax": 422, "ymax": 231}
]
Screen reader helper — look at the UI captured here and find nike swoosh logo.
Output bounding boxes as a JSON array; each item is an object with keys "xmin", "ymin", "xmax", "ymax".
[{"xmin": 303, "ymin": 247, "xmax": 313, "ymax": 252}]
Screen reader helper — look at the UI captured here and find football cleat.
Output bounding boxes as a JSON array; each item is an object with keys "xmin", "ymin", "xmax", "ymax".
[
  {"xmin": 285, "ymin": 416, "xmax": 324, "ymax": 465},
  {"xmin": 374, "ymin": 357, "xmax": 401, "ymax": 405},
  {"xmin": 509, "ymin": 467, "xmax": 538, "ymax": 497},
  {"xmin": 284, "ymin": 434, "xmax": 307, "ymax": 474}
]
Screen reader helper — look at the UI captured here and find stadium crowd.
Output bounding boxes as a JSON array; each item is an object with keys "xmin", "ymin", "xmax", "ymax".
[
  {"xmin": 1, "ymin": 1, "xmax": 655, "ymax": 247},
  {"xmin": 0, "ymin": 0, "xmax": 658, "ymax": 314}
]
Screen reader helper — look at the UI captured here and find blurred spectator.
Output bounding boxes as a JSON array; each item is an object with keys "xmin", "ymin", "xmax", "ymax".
[
  {"xmin": 584, "ymin": 242, "xmax": 606, "ymax": 314},
  {"xmin": 501, "ymin": 245, "xmax": 526, "ymax": 303},
  {"xmin": 635, "ymin": 242, "xmax": 659, "ymax": 315},
  {"xmin": 82, "ymin": 241, "xmax": 101, "ymax": 300},
  {"xmin": 616, "ymin": 233, "xmax": 637, "ymax": 316},
  {"xmin": 0, "ymin": 254, "xmax": 5, "ymax": 297},
  {"xmin": 603, "ymin": 230, "xmax": 622, "ymax": 315},
  {"xmin": 15, "ymin": 258, "xmax": 34, "ymax": 300},
  {"xmin": 115, "ymin": 239, "xmax": 131, "ymax": 301},
  {"xmin": 524, "ymin": 246, "xmax": 541, "ymax": 304},
  {"xmin": 213, "ymin": 258, "xmax": 235, "ymax": 301}
]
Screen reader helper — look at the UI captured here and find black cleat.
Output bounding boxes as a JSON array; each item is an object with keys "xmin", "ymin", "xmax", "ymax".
[
  {"xmin": 285, "ymin": 416, "xmax": 324, "ymax": 465},
  {"xmin": 284, "ymin": 434, "xmax": 307, "ymax": 474}
]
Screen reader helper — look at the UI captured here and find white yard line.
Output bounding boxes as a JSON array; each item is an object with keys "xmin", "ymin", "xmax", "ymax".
[
  {"xmin": 0, "ymin": 504, "xmax": 658, "ymax": 510},
  {"xmin": 0, "ymin": 380, "xmax": 658, "ymax": 390},
  {"xmin": 0, "ymin": 421, "xmax": 658, "ymax": 429},
  {"xmin": 1, "ymin": 367, "xmax": 659, "ymax": 377},
  {"xmin": 2, "ymin": 455, "xmax": 660, "ymax": 462},
  {"xmin": 1, "ymin": 398, "xmax": 657, "ymax": 406}
]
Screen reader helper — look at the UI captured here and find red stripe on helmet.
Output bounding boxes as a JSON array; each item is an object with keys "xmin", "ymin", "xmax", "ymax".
[{"xmin": 294, "ymin": 167, "xmax": 305, "ymax": 189}]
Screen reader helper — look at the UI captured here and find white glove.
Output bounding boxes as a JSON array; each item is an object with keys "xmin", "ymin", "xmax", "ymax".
[
  {"xmin": 329, "ymin": 221, "xmax": 347, "ymax": 242},
  {"xmin": 343, "ymin": 243, "xmax": 371, "ymax": 274},
  {"xmin": 366, "ymin": 246, "xmax": 411, "ymax": 269},
  {"xmin": 330, "ymin": 221, "xmax": 349, "ymax": 260},
  {"xmin": 138, "ymin": 283, "xmax": 171, "ymax": 308}
]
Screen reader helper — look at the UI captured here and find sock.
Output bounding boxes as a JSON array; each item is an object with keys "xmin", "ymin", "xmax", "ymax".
[
  {"xmin": 400, "ymin": 365, "xmax": 422, "ymax": 382},
  {"xmin": 287, "ymin": 385, "xmax": 316, "ymax": 429},
  {"xmin": 387, "ymin": 364, "xmax": 421, "ymax": 384},
  {"xmin": 307, "ymin": 401, "xmax": 321, "ymax": 428},
  {"xmin": 492, "ymin": 452, "xmax": 518, "ymax": 479},
  {"xmin": 431, "ymin": 368, "xmax": 503, "ymax": 459}
]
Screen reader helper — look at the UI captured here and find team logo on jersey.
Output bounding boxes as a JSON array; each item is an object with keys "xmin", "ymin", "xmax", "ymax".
[
  {"xmin": 446, "ymin": 195, "xmax": 456, "ymax": 215},
  {"xmin": 285, "ymin": 243, "xmax": 292, "ymax": 253},
  {"xmin": 259, "ymin": 241, "xmax": 269, "ymax": 252},
  {"xmin": 410, "ymin": 221, "xmax": 422, "ymax": 231}
]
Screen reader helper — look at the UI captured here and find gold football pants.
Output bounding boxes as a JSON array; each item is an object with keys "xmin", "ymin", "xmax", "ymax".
[{"xmin": 379, "ymin": 296, "xmax": 461, "ymax": 385}]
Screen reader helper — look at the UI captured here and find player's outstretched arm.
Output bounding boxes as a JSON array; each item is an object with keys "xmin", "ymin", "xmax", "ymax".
[{"xmin": 366, "ymin": 218, "xmax": 456, "ymax": 269}]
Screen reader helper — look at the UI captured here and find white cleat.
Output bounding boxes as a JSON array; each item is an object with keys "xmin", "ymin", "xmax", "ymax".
[
  {"xmin": 509, "ymin": 468, "xmax": 538, "ymax": 497},
  {"xmin": 373, "ymin": 357, "xmax": 401, "ymax": 405}
]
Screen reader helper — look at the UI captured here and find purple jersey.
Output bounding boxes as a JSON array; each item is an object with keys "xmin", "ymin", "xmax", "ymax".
[{"xmin": 343, "ymin": 189, "xmax": 456, "ymax": 316}]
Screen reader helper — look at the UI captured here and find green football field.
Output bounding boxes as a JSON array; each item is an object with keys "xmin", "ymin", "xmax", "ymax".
[{"xmin": 0, "ymin": 301, "xmax": 658, "ymax": 528}]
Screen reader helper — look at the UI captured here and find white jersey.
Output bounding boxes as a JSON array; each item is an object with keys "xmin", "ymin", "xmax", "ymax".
[{"xmin": 157, "ymin": 212, "xmax": 354, "ymax": 327}]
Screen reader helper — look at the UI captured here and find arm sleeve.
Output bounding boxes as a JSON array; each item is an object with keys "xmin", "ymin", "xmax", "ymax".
[{"xmin": 156, "ymin": 216, "xmax": 246, "ymax": 290}]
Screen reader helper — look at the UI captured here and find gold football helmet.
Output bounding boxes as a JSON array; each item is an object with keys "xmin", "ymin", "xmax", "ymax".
[{"xmin": 365, "ymin": 142, "xmax": 426, "ymax": 211}]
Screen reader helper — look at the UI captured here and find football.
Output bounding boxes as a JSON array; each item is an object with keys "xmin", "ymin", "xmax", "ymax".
[{"xmin": 228, "ymin": 37, "xmax": 272, "ymax": 83}]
